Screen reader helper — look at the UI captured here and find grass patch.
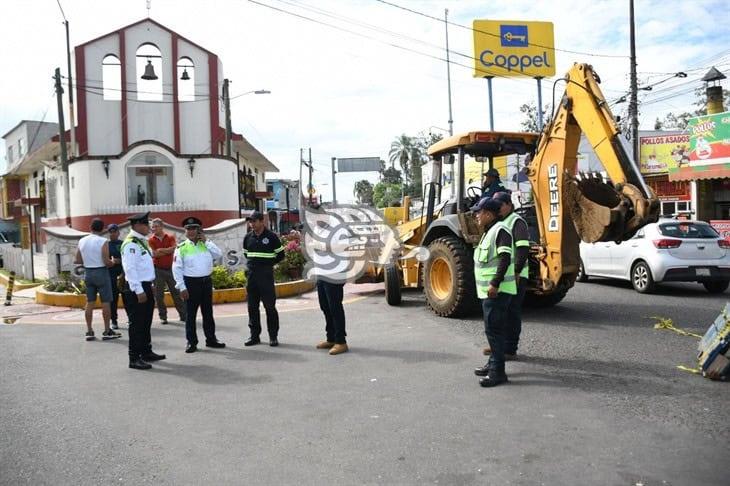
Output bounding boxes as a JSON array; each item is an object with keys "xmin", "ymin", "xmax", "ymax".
[{"xmin": 0, "ymin": 268, "xmax": 35, "ymax": 285}]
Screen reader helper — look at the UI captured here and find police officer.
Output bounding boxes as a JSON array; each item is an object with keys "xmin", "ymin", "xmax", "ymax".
[
  {"xmin": 121, "ymin": 212, "xmax": 165, "ymax": 370},
  {"xmin": 242, "ymin": 211, "xmax": 285, "ymax": 347},
  {"xmin": 172, "ymin": 217, "xmax": 225, "ymax": 353},
  {"xmin": 488, "ymin": 191, "xmax": 530, "ymax": 360},
  {"xmin": 481, "ymin": 168, "xmax": 507, "ymax": 198},
  {"xmin": 471, "ymin": 197, "xmax": 516, "ymax": 387}
]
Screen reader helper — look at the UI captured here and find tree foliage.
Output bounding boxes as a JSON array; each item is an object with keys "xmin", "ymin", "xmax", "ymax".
[
  {"xmin": 353, "ymin": 180, "xmax": 374, "ymax": 205},
  {"xmin": 519, "ymin": 102, "xmax": 552, "ymax": 132},
  {"xmin": 373, "ymin": 183, "xmax": 403, "ymax": 208}
]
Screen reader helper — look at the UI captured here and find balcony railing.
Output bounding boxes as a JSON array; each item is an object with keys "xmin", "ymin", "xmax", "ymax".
[{"xmin": 95, "ymin": 202, "xmax": 207, "ymax": 215}]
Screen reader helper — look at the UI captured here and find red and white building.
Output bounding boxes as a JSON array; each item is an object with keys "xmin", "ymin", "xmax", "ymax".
[{"xmin": 2, "ymin": 18, "xmax": 277, "ymax": 246}]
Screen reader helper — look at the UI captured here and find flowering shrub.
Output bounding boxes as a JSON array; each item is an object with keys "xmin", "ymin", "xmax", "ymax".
[{"xmin": 275, "ymin": 235, "xmax": 306, "ymax": 280}]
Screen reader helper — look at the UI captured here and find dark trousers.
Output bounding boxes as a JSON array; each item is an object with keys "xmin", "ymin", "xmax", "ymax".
[
  {"xmin": 317, "ymin": 280, "xmax": 346, "ymax": 344},
  {"xmin": 247, "ymin": 267, "xmax": 279, "ymax": 339},
  {"xmin": 126, "ymin": 282, "xmax": 155, "ymax": 360},
  {"xmin": 155, "ymin": 267, "xmax": 187, "ymax": 321},
  {"xmin": 184, "ymin": 276, "xmax": 217, "ymax": 345},
  {"xmin": 109, "ymin": 272, "xmax": 121, "ymax": 323},
  {"xmin": 505, "ymin": 279, "xmax": 527, "ymax": 354},
  {"xmin": 483, "ymin": 292, "xmax": 512, "ymax": 374}
]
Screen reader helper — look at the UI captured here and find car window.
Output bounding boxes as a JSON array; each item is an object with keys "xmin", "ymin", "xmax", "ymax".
[
  {"xmin": 658, "ymin": 223, "xmax": 718, "ymax": 239},
  {"xmin": 633, "ymin": 229, "xmax": 644, "ymax": 239}
]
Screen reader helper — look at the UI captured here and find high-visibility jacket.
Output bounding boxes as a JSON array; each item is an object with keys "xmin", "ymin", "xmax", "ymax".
[
  {"xmin": 502, "ymin": 211, "xmax": 530, "ymax": 279},
  {"xmin": 473, "ymin": 221, "xmax": 517, "ymax": 297}
]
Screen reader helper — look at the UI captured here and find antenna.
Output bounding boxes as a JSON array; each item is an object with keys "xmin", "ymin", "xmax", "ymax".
[{"xmin": 146, "ymin": 0, "xmax": 151, "ymax": 17}]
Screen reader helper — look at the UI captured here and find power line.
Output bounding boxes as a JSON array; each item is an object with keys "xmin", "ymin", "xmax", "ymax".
[
  {"xmin": 246, "ymin": 0, "xmax": 550, "ymax": 83},
  {"xmin": 55, "ymin": 0, "xmax": 67, "ymax": 22},
  {"xmin": 373, "ymin": 0, "xmax": 628, "ymax": 59}
]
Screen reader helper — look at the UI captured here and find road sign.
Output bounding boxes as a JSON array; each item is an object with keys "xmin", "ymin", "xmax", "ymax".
[
  {"xmin": 473, "ymin": 20, "xmax": 556, "ymax": 78},
  {"xmin": 336, "ymin": 157, "xmax": 382, "ymax": 173}
]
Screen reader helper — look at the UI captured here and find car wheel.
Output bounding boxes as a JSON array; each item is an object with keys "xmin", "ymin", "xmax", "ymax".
[
  {"xmin": 631, "ymin": 261, "xmax": 655, "ymax": 294},
  {"xmin": 576, "ymin": 259, "xmax": 589, "ymax": 283},
  {"xmin": 703, "ymin": 280, "xmax": 729, "ymax": 294}
]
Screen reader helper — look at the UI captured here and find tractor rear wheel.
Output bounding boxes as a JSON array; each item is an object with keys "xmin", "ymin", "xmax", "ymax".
[
  {"xmin": 523, "ymin": 288, "xmax": 568, "ymax": 308},
  {"xmin": 422, "ymin": 236, "xmax": 476, "ymax": 317}
]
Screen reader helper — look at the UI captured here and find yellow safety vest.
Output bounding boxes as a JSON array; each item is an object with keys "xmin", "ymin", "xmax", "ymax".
[{"xmin": 473, "ymin": 221, "xmax": 516, "ymax": 297}]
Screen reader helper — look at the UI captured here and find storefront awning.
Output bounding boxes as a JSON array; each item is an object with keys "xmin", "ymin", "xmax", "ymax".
[{"xmin": 668, "ymin": 164, "xmax": 730, "ymax": 182}]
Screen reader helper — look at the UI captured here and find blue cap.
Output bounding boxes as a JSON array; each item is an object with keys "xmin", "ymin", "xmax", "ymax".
[
  {"xmin": 492, "ymin": 191, "xmax": 513, "ymax": 205},
  {"xmin": 470, "ymin": 197, "xmax": 502, "ymax": 214},
  {"xmin": 483, "ymin": 168, "xmax": 500, "ymax": 177},
  {"xmin": 107, "ymin": 223, "xmax": 119, "ymax": 231}
]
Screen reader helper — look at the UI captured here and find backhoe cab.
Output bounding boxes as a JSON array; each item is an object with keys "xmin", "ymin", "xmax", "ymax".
[{"xmin": 382, "ymin": 63, "xmax": 659, "ymax": 317}]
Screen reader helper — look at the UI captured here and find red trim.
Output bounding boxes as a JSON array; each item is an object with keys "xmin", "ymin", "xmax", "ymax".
[
  {"xmin": 74, "ymin": 46, "xmax": 88, "ymax": 156},
  {"xmin": 43, "ymin": 210, "xmax": 240, "ymax": 232},
  {"xmin": 119, "ymin": 31, "xmax": 128, "ymax": 150},
  {"xmin": 172, "ymin": 33, "xmax": 181, "ymax": 152},
  {"xmin": 208, "ymin": 53, "xmax": 219, "ymax": 155},
  {"xmin": 77, "ymin": 18, "xmax": 217, "ymax": 57}
]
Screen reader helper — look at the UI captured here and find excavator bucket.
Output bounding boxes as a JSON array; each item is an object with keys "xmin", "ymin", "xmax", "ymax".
[{"xmin": 564, "ymin": 172, "xmax": 660, "ymax": 243}]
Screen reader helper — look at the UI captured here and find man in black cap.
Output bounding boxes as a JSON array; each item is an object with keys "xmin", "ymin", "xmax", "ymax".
[
  {"xmin": 242, "ymin": 211, "xmax": 285, "ymax": 346},
  {"xmin": 481, "ymin": 168, "xmax": 507, "ymax": 199},
  {"xmin": 121, "ymin": 212, "xmax": 165, "ymax": 370},
  {"xmin": 172, "ymin": 217, "xmax": 225, "ymax": 353}
]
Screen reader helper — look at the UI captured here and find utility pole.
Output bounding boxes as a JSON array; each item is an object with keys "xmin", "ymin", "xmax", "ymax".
[
  {"xmin": 331, "ymin": 157, "xmax": 337, "ymax": 205},
  {"xmin": 223, "ymin": 78, "xmax": 232, "ymax": 157},
  {"xmin": 444, "ymin": 8, "xmax": 454, "ymax": 137},
  {"xmin": 308, "ymin": 148, "xmax": 313, "ymax": 206},
  {"xmin": 629, "ymin": 0, "xmax": 639, "ymax": 161},
  {"xmin": 64, "ymin": 21, "xmax": 76, "ymax": 158},
  {"xmin": 54, "ymin": 68, "xmax": 72, "ymax": 226}
]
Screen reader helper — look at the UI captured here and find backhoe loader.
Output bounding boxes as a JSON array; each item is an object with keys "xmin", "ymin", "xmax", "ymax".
[{"xmin": 380, "ymin": 63, "xmax": 660, "ymax": 316}]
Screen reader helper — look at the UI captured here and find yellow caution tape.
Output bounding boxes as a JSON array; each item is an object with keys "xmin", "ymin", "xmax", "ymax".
[
  {"xmin": 651, "ymin": 316, "xmax": 703, "ymax": 339},
  {"xmin": 676, "ymin": 365, "xmax": 701, "ymax": 374}
]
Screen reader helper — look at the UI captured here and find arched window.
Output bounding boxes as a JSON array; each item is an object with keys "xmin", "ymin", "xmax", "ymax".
[
  {"xmin": 126, "ymin": 151, "xmax": 174, "ymax": 205},
  {"xmin": 177, "ymin": 57, "xmax": 195, "ymax": 101},
  {"xmin": 102, "ymin": 54, "xmax": 121, "ymax": 101},
  {"xmin": 136, "ymin": 43, "xmax": 163, "ymax": 101}
]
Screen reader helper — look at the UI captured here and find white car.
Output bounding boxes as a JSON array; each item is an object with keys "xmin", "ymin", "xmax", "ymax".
[{"xmin": 578, "ymin": 220, "xmax": 730, "ymax": 294}]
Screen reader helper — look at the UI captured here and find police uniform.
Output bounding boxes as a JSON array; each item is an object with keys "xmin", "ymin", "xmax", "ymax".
[
  {"xmin": 121, "ymin": 212, "xmax": 165, "ymax": 370},
  {"xmin": 493, "ymin": 192, "xmax": 531, "ymax": 358},
  {"xmin": 172, "ymin": 217, "xmax": 225, "ymax": 353},
  {"xmin": 242, "ymin": 211, "xmax": 285, "ymax": 346},
  {"xmin": 471, "ymin": 198, "xmax": 516, "ymax": 387}
]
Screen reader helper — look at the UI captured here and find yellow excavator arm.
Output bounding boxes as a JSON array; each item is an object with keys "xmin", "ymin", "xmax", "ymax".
[{"xmin": 527, "ymin": 63, "xmax": 660, "ymax": 293}]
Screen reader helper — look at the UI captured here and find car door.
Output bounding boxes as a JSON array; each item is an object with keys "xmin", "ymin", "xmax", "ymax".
[
  {"xmin": 609, "ymin": 229, "xmax": 644, "ymax": 278},
  {"xmin": 581, "ymin": 241, "xmax": 613, "ymax": 275}
]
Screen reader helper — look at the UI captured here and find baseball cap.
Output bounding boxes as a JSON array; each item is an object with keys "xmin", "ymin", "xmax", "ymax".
[
  {"xmin": 492, "ymin": 191, "xmax": 513, "ymax": 205},
  {"xmin": 483, "ymin": 168, "xmax": 500, "ymax": 177},
  {"xmin": 470, "ymin": 197, "xmax": 502, "ymax": 214},
  {"xmin": 107, "ymin": 223, "xmax": 119, "ymax": 231},
  {"xmin": 245, "ymin": 211, "xmax": 264, "ymax": 221}
]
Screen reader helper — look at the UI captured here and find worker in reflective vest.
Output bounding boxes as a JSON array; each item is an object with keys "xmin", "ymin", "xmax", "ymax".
[
  {"xmin": 242, "ymin": 211, "xmax": 285, "ymax": 347},
  {"xmin": 489, "ymin": 191, "xmax": 530, "ymax": 360},
  {"xmin": 471, "ymin": 197, "xmax": 516, "ymax": 388}
]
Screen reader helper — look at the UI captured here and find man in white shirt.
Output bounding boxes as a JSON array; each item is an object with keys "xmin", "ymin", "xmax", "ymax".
[
  {"xmin": 74, "ymin": 218, "xmax": 121, "ymax": 341},
  {"xmin": 121, "ymin": 212, "xmax": 165, "ymax": 370},
  {"xmin": 172, "ymin": 217, "xmax": 225, "ymax": 353}
]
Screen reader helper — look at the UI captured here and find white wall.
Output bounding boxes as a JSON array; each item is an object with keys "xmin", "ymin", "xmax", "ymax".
[
  {"xmin": 83, "ymin": 35, "xmax": 123, "ymax": 155},
  {"xmin": 124, "ymin": 22, "xmax": 174, "ymax": 148},
  {"xmin": 178, "ymin": 38, "xmax": 211, "ymax": 154},
  {"xmin": 174, "ymin": 157, "xmax": 237, "ymax": 210}
]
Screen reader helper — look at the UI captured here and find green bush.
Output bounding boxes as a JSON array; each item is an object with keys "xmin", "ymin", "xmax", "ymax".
[
  {"xmin": 211, "ymin": 265, "xmax": 248, "ymax": 289},
  {"xmin": 232, "ymin": 270, "xmax": 247, "ymax": 288}
]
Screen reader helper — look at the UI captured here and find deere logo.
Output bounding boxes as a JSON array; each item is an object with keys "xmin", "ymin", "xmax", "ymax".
[{"xmin": 500, "ymin": 25, "xmax": 528, "ymax": 47}]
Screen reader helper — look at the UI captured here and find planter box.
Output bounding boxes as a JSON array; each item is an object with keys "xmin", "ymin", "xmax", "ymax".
[{"xmin": 36, "ymin": 279, "xmax": 316, "ymax": 309}]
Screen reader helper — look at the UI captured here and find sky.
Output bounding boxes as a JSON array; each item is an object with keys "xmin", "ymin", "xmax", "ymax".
[{"xmin": 1, "ymin": 0, "xmax": 729, "ymax": 203}]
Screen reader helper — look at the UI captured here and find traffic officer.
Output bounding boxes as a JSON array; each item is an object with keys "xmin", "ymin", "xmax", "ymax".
[
  {"xmin": 121, "ymin": 212, "xmax": 165, "ymax": 370},
  {"xmin": 471, "ymin": 197, "xmax": 516, "ymax": 387},
  {"xmin": 172, "ymin": 217, "xmax": 226, "ymax": 353},
  {"xmin": 489, "ymin": 191, "xmax": 530, "ymax": 360},
  {"xmin": 242, "ymin": 211, "xmax": 285, "ymax": 347},
  {"xmin": 481, "ymin": 168, "xmax": 507, "ymax": 198}
]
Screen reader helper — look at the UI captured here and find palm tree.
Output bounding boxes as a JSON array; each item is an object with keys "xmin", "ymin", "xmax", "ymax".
[
  {"xmin": 353, "ymin": 180, "xmax": 374, "ymax": 205},
  {"xmin": 389, "ymin": 135, "xmax": 413, "ymax": 185}
]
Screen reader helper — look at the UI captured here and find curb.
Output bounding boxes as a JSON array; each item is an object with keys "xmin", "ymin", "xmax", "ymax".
[
  {"xmin": 0, "ymin": 272, "xmax": 43, "ymax": 291},
  {"xmin": 35, "ymin": 279, "xmax": 316, "ymax": 309}
]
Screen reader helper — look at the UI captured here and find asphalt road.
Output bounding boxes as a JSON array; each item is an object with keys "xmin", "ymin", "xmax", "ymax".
[{"xmin": 0, "ymin": 279, "xmax": 727, "ymax": 485}]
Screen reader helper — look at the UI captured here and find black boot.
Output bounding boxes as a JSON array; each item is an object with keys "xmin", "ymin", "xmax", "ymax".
[
  {"xmin": 129, "ymin": 358, "xmax": 152, "ymax": 370},
  {"xmin": 142, "ymin": 351, "xmax": 166, "ymax": 361},
  {"xmin": 479, "ymin": 370, "xmax": 508, "ymax": 388}
]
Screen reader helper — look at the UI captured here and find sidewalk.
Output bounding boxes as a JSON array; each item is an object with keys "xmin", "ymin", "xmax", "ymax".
[{"xmin": 0, "ymin": 282, "xmax": 383, "ymax": 325}]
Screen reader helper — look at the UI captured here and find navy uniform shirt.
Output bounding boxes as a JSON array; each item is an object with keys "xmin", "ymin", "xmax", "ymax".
[
  {"xmin": 243, "ymin": 229, "xmax": 285, "ymax": 269},
  {"xmin": 108, "ymin": 239, "xmax": 123, "ymax": 278}
]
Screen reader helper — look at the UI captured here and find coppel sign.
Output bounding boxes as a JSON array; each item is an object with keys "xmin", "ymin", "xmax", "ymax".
[{"xmin": 473, "ymin": 20, "xmax": 556, "ymax": 78}]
